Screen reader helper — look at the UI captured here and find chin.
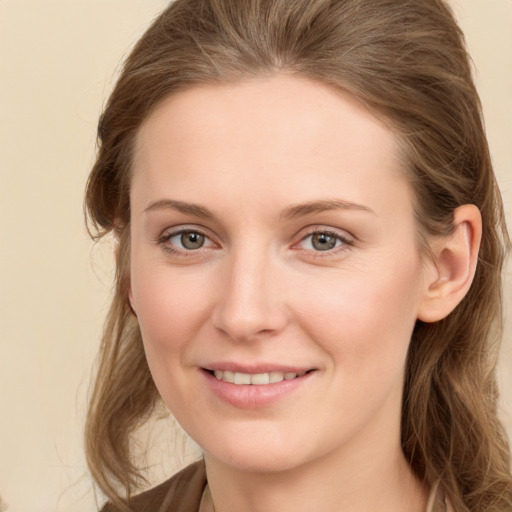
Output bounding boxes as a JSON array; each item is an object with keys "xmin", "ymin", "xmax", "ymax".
[
  {"xmin": 197, "ymin": 428, "xmax": 316, "ymax": 474},
  {"xmin": 207, "ymin": 448, "xmax": 306, "ymax": 474}
]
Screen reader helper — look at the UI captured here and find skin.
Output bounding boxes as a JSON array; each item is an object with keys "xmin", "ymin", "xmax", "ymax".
[{"xmin": 128, "ymin": 74, "xmax": 480, "ymax": 512}]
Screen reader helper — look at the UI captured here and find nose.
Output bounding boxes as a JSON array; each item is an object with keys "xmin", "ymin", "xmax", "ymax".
[{"xmin": 211, "ymin": 247, "xmax": 289, "ymax": 342}]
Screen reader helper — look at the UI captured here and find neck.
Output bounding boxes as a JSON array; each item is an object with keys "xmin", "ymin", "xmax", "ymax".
[{"xmin": 204, "ymin": 432, "xmax": 427, "ymax": 512}]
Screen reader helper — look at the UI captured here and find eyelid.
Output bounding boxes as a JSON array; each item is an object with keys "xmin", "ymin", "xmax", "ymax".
[
  {"xmin": 154, "ymin": 224, "xmax": 354, "ymax": 257},
  {"xmin": 155, "ymin": 225, "xmax": 219, "ymax": 254},
  {"xmin": 291, "ymin": 226, "xmax": 355, "ymax": 254}
]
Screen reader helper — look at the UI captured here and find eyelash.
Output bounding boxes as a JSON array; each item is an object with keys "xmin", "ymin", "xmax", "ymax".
[
  {"xmin": 156, "ymin": 228, "xmax": 214, "ymax": 256},
  {"xmin": 155, "ymin": 227, "xmax": 354, "ymax": 257},
  {"xmin": 294, "ymin": 229, "xmax": 354, "ymax": 256}
]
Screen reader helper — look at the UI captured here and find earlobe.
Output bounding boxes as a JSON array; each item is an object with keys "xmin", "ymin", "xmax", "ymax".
[{"xmin": 417, "ymin": 204, "xmax": 482, "ymax": 323}]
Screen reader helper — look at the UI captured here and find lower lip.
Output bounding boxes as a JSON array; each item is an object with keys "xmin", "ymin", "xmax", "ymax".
[{"xmin": 202, "ymin": 370, "xmax": 314, "ymax": 409}]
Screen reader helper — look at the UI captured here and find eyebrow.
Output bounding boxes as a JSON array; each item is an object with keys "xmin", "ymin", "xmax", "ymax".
[
  {"xmin": 144, "ymin": 199, "xmax": 213, "ymax": 218},
  {"xmin": 280, "ymin": 199, "xmax": 375, "ymax": 219},
  {"xmin": 144, "ymin": 197, "xmax": 374, "ymax": 220}
]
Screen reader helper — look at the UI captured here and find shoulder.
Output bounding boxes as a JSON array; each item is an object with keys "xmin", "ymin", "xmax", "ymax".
[{"xmin": 100, "ymin": 460, "xmax": 207, "ymax": 512}]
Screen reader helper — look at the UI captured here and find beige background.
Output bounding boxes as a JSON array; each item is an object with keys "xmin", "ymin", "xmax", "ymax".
[{"xmin": 0, "ymin": 1, "xmax": 510, "ymax": 511}]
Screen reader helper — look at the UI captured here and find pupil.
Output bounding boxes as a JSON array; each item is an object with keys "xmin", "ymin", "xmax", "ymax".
[
  {"xmin": 181, "ymin": 231, "xmax": 204, "ymax": 250},
  {"xmin": 312, "ymin": 233, "xmax": 336, "ymax": 251}
]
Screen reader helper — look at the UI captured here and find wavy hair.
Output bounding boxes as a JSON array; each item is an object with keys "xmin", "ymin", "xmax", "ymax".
[{"xmin": 84, "ymin": 0, "xmax": 511, "ymax": 510}]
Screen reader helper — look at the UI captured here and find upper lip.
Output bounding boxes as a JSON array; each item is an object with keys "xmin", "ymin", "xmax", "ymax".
[{"xmin": 202, "ymin": 362, "xmax": 315, "ymax": 374}]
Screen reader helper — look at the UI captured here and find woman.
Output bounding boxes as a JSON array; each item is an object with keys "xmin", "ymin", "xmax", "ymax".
[{"xmin": 84, "ymin": 0, "xmax": 512, "ymax": 511}]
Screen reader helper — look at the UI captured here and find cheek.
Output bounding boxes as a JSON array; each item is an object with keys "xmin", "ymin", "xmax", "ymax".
[
  {"xmin": 130, "ymin": 262, "xmax": 212, "ymax": 359},
  {"xmin": 130, "ymin": 262, "xmax": 216, "ymax": 412},
  {"xmin": 294, "ymin": 255, "xmax": 423, "ymax": 376}
]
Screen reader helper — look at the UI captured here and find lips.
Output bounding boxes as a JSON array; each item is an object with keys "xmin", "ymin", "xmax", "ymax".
[{"xmin": 201, "ymin": 365, "xmax": 315, "ymax": 408}]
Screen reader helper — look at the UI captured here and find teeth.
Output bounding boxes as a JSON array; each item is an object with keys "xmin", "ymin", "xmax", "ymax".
[
  {"xmin": 212, "ymin": 370, "xmax": 307, "ymax": 385},
  {"xmin": 234, "ymin": 372, "xmax": 251, "ymax": 385},
  {"xmin": 223, "ymin": 370, "xmax": 234, "ymax": 383},
  {"xmin": 269, "ymin": 371, "xmax": 285, "ymax": 383},
  {"xmin": 250, "ymin": 373, "xmax": 270, "ymax": 385}
]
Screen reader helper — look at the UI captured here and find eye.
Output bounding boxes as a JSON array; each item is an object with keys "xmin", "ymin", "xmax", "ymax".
[
  {"xmin": 296, "ymin": 229, "xmax": 353, "ymax": 253},
  {"xmin": 173, "ymin": 230, "xmax": 206, "ymax": 250},
  {"xmin": 157, "ymin": 228, "xmax": 216, "ymax": 254},
  {"xmin": 308, "ymin": 232, "xmax": 339, "ymax": 251}
]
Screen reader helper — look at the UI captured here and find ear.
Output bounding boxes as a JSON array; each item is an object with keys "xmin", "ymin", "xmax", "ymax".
[{"xmin": 417, "ymin": 204, "xmax": 482, "ymax": 323}]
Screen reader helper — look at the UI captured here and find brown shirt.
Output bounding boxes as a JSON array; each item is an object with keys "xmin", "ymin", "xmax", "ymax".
[
  {"xmin": 100, "ymin": 462, "xmax": 207, "ymax": 512},
  {"xmin": 100, "ymin": 461, "xmax": 452, "ymax": 512}
]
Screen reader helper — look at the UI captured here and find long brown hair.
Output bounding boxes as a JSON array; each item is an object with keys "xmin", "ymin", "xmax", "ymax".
[{"xmin": 85, "ymin": 0, "xmax": 511, "ymax": 510}]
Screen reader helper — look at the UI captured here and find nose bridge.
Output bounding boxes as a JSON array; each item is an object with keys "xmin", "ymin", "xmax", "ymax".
[{"xmin": 212, "ymin": 241, "xmax": 287, "ymax": 341}]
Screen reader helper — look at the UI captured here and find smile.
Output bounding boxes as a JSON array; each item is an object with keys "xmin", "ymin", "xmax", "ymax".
[
  {"xmin": 212, "ymin": 370, "xmax": 307, "ymax": 385},
  {"xmin": 203, "ymin": 367, "xmax": 315, "ymax": 408}
]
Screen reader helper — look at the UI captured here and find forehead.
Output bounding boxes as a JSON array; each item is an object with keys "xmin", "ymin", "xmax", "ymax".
[
  {"xmin": 134, "ymin": 73, "xmax": 396, "ymax": 161},
  {"xmin": 131, "ymin": 74, "xmax": 411, "ymax": 220}
]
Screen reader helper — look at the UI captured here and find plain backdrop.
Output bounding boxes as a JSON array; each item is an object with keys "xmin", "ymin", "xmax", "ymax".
[{"xmin": 0, "ymin": 1, "xmax": 511, "ymax": 511}]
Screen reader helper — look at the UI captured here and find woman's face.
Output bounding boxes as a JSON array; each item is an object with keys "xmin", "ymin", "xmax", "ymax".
[{"xmin": 129, "ymin": 74, "xmax": 429, "ymax": 473}]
